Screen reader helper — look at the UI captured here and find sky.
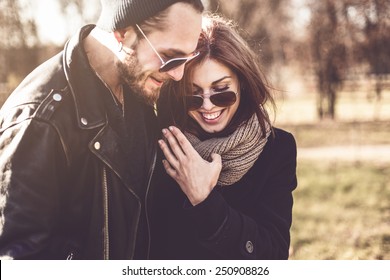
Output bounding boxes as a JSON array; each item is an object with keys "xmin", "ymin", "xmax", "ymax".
[
  {"xmin": 22, "ymin": 0, "xmax": 100, "ymax": 45},
  {"xmin": 34, "ymin": 1, "xmax": 68, "ymax": 44},
  {"xmin": 25, "ymin": 0, "xmax": 310, "ymax": 46}
]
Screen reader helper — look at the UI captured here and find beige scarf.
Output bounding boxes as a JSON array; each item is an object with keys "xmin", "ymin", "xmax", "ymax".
[{"xmin": 184, "ymin": 114, "xmax": 271, "ymax": 186}]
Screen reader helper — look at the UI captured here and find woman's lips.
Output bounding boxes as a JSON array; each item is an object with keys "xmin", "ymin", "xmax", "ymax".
[{"xmin": 201, "ymin": 110, "xmax": 223, "ymax": 121}]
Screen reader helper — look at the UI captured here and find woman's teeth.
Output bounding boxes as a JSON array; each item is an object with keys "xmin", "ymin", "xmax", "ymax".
[{"xmin": 202, "ymin": 111, "xmax": 222, "ymax": 120}]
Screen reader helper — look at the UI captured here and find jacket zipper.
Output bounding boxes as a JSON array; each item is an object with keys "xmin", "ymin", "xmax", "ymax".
[
  {"xmin": 102, "ymin": 167, "xmax": 110, "ymax": 260},
  {"xmin": 94, "ymin": 143, "xmax": 142, "ymax": 260},
  {"xmin": 145, "ymin": 149, "xmax": 157, "ymax": 259},
  {"xmin": 91, "ymin": 119, "xmax": 156, "ymax": 259}
]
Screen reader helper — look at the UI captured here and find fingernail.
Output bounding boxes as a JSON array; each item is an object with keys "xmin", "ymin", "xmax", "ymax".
[
  {"xmin": 162, "ymin": 129, "xmax": 167, "ymax": 134},
  {"xmin": 169, "ymin": 126, "xmax": 174, "ymax": 131}
]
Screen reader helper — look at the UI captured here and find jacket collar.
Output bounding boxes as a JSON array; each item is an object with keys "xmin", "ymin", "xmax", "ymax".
[{"xmin": 63, "ymin": 24, "xmax": 107, "ymax": 129}]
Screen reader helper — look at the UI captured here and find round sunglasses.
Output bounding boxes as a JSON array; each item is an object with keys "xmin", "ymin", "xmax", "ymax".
[{"xmin": 186, "ymin": 90, "xmax": 237, "ymax": 110}]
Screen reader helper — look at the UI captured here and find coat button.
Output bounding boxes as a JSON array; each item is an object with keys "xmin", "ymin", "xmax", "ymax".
[
  {"xmin": 53, "ymin": 93, "xmax": 62, "ymax": 101},
  {"xmin": 245, "ymin": 241, "xmax": 254, "ymax": 254},
  {"xmin": 94, "ymin": 142, "xmax": 101, "ymax": 150},
  {"xmin": 81, "ymin": 117, "xmax": 88, "ymax": 126}
]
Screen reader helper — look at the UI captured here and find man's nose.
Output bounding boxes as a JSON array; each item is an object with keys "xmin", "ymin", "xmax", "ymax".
[{"xmin": 165, "ymin": 64, "xmax": 185, "ymax": 81}]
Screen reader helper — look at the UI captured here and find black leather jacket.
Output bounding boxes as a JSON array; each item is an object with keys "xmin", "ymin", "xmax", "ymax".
[{"xmin": 0, "ymin": 25, "xmax": 157, "ymax": 259}]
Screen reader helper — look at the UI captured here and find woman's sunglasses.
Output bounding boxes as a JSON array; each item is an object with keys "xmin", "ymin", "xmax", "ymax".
[
  {"xmin": 136, "ymin": 24, "xmax": 200, "ymax": 73},
  {"xmin": 186, "ymin": 91, "xmax": 237, "ymax": 110}
]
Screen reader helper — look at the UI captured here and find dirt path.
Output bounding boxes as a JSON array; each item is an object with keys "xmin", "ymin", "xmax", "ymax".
[{"xmin": 298, "ymin": 145, "xmax": 390, "ymax": 163}]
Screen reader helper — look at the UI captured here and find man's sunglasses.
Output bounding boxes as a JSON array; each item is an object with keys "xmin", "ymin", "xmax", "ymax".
[
  {"xmin": 186, "ymin": 91, "xmax": 238, "ymax": 110},
  {"xmin": 136, "ymin": 24, "xmax": 200, "ymax": 73}
]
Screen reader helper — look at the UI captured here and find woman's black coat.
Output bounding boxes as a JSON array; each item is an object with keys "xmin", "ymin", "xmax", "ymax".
[{"xmin": 150, "ymin": 128, "xmax": 297, "ymax": 259}]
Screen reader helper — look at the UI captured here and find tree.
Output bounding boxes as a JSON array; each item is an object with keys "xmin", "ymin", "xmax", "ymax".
[
  {"xmin": 307, "ymin": 0, "xmax": 390, "ymax": 119},
  {"xmin": 58, "ymin": 0, "xmax": 100, "ymax": 32},
  {"xmin": 350, "ymin": 0, "xmax": 390, "ymax": 100},
  {"xmin": 208, "ymin": 0, "xmax": 390, "ymax": 120},
  {"xmin": 0, "ymin": 0, "xmax": 100, "ymax": 97},
  {"xmin": 0, "ymin": 0, "xmax": 39, "ymax": 87},
  {"xmin": 207, "ymin": 0, "xmax": 294, "ymax": 76},
  {"xmin": 309, "ymin": 0, "xmax": 348, "ymax": 119}
]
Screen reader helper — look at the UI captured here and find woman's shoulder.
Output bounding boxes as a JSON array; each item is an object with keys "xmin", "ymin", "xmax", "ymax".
[
  {"xmin": 261, "ymin": 127, "xmax": 297, "ymax": 161},
  {"xmin": 271, "ymin": 127, "xmax": 296, "ymax": 148}
]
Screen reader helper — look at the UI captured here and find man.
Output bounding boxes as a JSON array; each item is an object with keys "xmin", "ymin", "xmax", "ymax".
[{"xmin": 0, "ymin": 0, "xmax": 203, "ymax": 259}]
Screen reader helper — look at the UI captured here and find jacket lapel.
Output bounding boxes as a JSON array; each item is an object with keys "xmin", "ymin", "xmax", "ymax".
[
  {"xmin": 63, "ymin": 25, "xmax": 107, "ymax": 130},
  {"xmin": 89, "ymin": 124, "xmax": 139, "ymax": 198}
]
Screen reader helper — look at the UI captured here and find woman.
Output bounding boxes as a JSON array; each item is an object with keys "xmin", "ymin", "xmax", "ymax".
[{"xmin": 150, "ymin": 14, "xmax": 297, "ymax": 259}]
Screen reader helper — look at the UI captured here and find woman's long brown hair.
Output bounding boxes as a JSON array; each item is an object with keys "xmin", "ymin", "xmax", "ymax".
[{"xmin": 157, "ymin": 13, "xmax": 275, "ymax": 140}]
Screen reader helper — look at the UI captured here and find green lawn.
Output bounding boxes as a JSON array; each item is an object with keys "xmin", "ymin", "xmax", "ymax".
[
  {"xmin": 275, "ymin": 90, "xmax": 390, "ymax": 259},
  {"xmin": 290, "ymin": 160, "xmax": 390, "ymax": 260}
]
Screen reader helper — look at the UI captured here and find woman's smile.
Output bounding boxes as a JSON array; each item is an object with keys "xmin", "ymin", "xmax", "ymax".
[
  {"xmin": 188, "ymin": 60, "xmax": 240, "ymax": 133},
  {"xmin": 201, "ymin": 110, "xmax": 223, "ymax": 121}
]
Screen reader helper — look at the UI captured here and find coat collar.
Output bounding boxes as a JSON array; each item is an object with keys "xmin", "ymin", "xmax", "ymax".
[{"xmin": 63, "ymin": 24, "xmax": 107, "ymax": 129}]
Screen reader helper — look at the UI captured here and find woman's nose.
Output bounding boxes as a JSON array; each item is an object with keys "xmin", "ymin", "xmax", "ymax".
[{"xmin": 201, "ymin": 96, "xmax": 214, "ymax": 110}]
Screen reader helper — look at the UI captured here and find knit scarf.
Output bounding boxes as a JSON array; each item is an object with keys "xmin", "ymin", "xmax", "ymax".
[{"xmin": 184, "ymin": 114, "xmax": 271, "ymax": 186}]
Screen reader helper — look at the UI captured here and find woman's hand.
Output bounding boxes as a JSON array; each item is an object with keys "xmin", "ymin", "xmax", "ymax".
[{"xmin": 159, "ymin": 126, "xmax": 222, "ymax": 206}]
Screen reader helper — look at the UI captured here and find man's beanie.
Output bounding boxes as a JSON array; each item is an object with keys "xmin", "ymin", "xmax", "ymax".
[{"xmin": 97, "ymin": 0, "xmax": 190, "ymax": 31}]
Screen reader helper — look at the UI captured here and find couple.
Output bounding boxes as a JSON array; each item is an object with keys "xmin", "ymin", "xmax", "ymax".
[{"xmin": 0, "ymin": 0, "xmax": 297, "ymax": 260}]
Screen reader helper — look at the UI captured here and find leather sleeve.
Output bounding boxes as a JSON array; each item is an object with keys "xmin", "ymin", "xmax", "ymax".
[{"xmin": 0, "ymin": 112, "xmax": 68, "ymax": 259}]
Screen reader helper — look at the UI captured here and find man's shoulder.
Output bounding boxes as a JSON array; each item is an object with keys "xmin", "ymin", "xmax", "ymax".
[
  {"xmin": 0, "ymin": 53, "xmax": 74, "ymax": 129},
  {"xmin": 6, "ymin": 52, "xmax": 66, "ymax": 105}
]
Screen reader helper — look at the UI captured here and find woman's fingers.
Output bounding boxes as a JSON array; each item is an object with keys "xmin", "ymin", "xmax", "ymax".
[
  {"xmin": 162, "ymin": 127, "xmax": 186, "ymax": 160},
  {"xmin": 159, "ymin": 129, "xmax": 223, "ymax": 206},
  {"xmin": 210, "ymin": 153, "xmax": 222, "ymax": 170},
  {"xmin": 162, "ymin": 159, "xmax": 177, "ymax": 178},
  {"xmin": 167, "ymin": 126, "xmax": 195, "ymax": 155},
  {"xmin": 158, "ymin": 139, "xmax": 178, "ymax": 168}
]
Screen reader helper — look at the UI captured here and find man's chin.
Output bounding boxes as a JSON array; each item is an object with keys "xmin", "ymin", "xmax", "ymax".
[
  {"xmin": 132, "ymin": 87, "xmax": 159, "ymax": 106},
  {"xmin": 145, "ymin": 92, "xmax": 159, "ymax": 106},
  {"xmin": 142, "ymin": 81, "xmax": 162, "ymax": 105},
  {"xmin": 143, "ymin": 96, "xmax": 158, "ymax": 107}
]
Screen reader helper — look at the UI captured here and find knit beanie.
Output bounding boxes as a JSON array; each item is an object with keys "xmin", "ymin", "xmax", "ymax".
[{"xmin": 97, "ymin": 0, "xmax": 191, "ymax": 31}]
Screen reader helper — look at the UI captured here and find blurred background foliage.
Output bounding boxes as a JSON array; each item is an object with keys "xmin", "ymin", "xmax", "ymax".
[
  {"xmin": 1, "ymin": 0, "xmax": 389, "ymax": 119},
  {"xmin": 0, "ymin": 0, "xmax": 389, "ymax": 259}
]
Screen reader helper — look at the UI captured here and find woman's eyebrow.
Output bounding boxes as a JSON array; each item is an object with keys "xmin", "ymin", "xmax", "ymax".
[
  {"xmin": 192, "ymin": 76, "xmax": 232, "ymax": 89},
  {"xmin": 211, "ymin": 76, "xmax": 231, "ymax": 85}
]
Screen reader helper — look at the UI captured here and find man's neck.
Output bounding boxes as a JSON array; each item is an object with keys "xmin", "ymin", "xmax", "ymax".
[{"xmin": 83, "ymin": 28, "xmax": 123, "ymax": 103}]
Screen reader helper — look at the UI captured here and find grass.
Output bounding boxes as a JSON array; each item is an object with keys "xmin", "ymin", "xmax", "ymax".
[
  {"xmin": 274, "ymin": 89, "xmax": 390, "ymax": 260},
  {"xmin": 290, "ymin": 160, "xmax": 390, "ymax": 260}
]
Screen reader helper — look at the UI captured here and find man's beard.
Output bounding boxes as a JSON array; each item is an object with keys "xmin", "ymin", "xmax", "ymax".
[{"xmin": 116, "ymin": 54, "xmax": 160, "ymax": 106}]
